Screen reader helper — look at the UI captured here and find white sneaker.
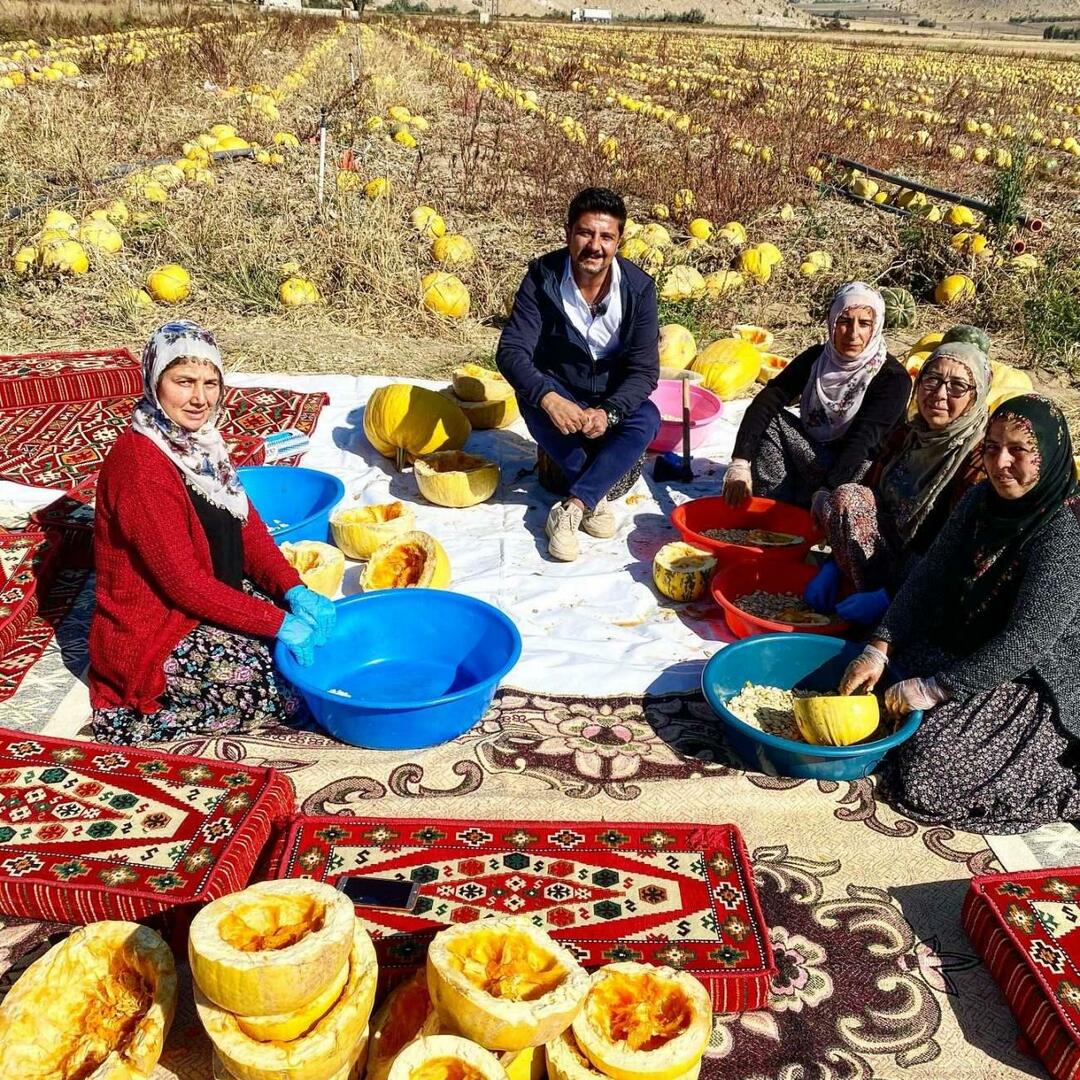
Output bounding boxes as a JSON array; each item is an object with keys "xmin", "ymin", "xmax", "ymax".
[
  {"xmin": 545, "ymin": 501, "xmax": 583, "ymax": 561},
  {"xmin": 581, "ymin": 497, "xmax": 617, "ymax": 539}
]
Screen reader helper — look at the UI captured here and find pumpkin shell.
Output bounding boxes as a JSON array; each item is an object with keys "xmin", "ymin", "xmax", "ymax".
[
  {"xmin": 426, "ymin": 917, "xmax": 590, "ymax": 1051},
  {"xmin": 361, "ymin": 531, "xmax": 451, "ymax": 590},
  {"xmin": 571, "ymin": 963, "xmax": 711, "ymax": 1080},
  {"xmin": 234, "ymin": 957, "xmax": 350, "ymax": 1043},
  {"xmin": 731, "ymin": 324, "xmax": 773, "ymax": 348},
  {"xmin": 452, "ymin": 363, "xmax": 515, "ymax": 403},
  {"xmin": 388, "ymin": 1036, "xmax": 508, "ymax": 1080},
  {"xmin": 280, "ymin": 540, "xmax": 345, "ymax": 598},
  {"xmin": 546, "ymin": 1030, "xmax": 702, "ymax": 1080},
  {"xmin": 331, "ymin": 502, "xmax": 416, "ymax": 559},
  {"xmin": 659, "ymin": 266, "xmax": 706, "ymax": 302},
  {"xmin": 442, "ymin": 389, "xmax": 520, "ymax": 431},
  {"xmin": 197, "ymin": 921, "xmax": 376, "ymax": 1080},
  {"xmin": 0, "ymin": 921, "xmax": 177, "ymax": 1080},
  {"xmin": 690, "ymin": 339, "xmax": 760, "ymax": 400},
  {"xmin": 415, "ymin": 451, "xmax": 500, "ymax": 508},
  {"xmin": 757, "ymin": 353, "xmax": 791, "ymax": 383},
  {"xmin": 652, "ymin": 542, "xmax": 717, "ymax": 602},
  {"xmin": 793, "ymin": 694, "xmax": 880, "ymax": 746},
  {"xmin": 989, "ymin": 361, "xmax": 1033, "ymax": 395},
  {"xmin": 880, "ymin": 286, "xmax": 916, "ymax": 329},
  {"xmin": 188, "ymin": 879, "xmax": 357, "ymax": 1017},
  {"xmin": 363, "ymin": 383, "xmax": 471, "ymax": 462}
]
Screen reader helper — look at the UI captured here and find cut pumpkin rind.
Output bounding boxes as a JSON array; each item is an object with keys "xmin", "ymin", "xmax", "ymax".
[
  {"xmin": 280, "ymin": 540, "xmax": 345, "ymax": 598},
  {"xmin": 367, "ymin": 972, "xmax": 443, "ymax": 1080},
  {"xmin": 427, "ymin": 917, "xmax": 590, "ymax": 1051},
  {"xmin": 652, "ymin": 542, "xmax": 717, "ymax": 602},
  {"xmin": 197, "ymin": 921, "xmax": 376, "ymax": 1080},
  {"xmin": 0, "ymin": 920, "xmax": 177, "ymax": 1080},
  {"xmin": 415, "ymin": 451, "xmax": 500, "ymax": 508},
  {"xmin": 451, "ymin": 364, "xmax": 515, "ymax": 403},
  {"xmin": 388, "ymin": 1035, "xmax": 509, "ymax": 1080},
  {"xmin": 441, "ymin": 389, "xmax": 520, "ymax": 431},
  {"xmin": 361, "ymin": 531, "xmax": 452, "ymax": 590},
  {"xmin": 546, "ymin": 1029, "xmax": 702, "ymax": 1080},
  {"xmin": 188, "ymin": 880, "xmax": 357, "ymax": 1017},
  {"xmin": 331, "ymin": 502, "xmax": 416, "ymax": 560},
  {"xmin": 213, "ymin": 1042, "xmax": 368, "ymax": 1080},
  {"xmin": 235, "ymin": 956, "xmax": 351, "ymax": 1043},
  {"xmin": 571, "ymin": 963, "xmax": 711, "ymax": 1080}
]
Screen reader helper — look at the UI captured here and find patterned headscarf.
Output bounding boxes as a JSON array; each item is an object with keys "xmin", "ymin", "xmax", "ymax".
[
  {"xmin": 800, "ymin": 282, "xmax": 888, "ymax": 443},
  {"xmin": 130, "ymin": 320, "xmax": 248, "ymax": 521},
  {"xmin": 950, "ymin": 394, "xmax": 1077, "ymax": 647},
  {"xmin": 879, "ymin": 341, "xmax": 990, "ymax": 544}
]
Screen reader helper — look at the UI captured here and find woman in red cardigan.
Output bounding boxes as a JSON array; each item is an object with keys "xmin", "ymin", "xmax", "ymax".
[{"xmin": 89, "ymin": 319, "xmax": 335, "ymax": 745}]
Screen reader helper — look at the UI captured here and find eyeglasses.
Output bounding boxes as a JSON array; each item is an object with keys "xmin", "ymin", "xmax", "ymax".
[{"xmin": 918, "ymin": 373, "xmax": 975, "ymax": 398}]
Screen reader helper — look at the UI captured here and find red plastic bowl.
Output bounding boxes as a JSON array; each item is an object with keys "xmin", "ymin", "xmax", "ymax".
[
  {"xmin": 647, "ymin": 380, "xmax": 723, "ymax": 454},
  {"xmin": 712, "ymin": 558, "xmax": 851, "ymax": 639},
  {"xmin": 671, "ymin": 496, "xmax": 819, "ymax": 563}
]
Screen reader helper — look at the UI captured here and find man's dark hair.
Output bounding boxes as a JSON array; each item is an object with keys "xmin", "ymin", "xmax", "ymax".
[{"xmin": 567, "ymin": 188, "xmax": 627, "ymax": 232}]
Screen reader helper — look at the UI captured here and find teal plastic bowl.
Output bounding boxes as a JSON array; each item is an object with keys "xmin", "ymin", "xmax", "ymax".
[
  {"xmin": 275, "ymin": 589, "xmax": 522, "ymax": 749},
  {"xmin": 701, "ymin": 633, "xmax": 923, "ymax": 780}
]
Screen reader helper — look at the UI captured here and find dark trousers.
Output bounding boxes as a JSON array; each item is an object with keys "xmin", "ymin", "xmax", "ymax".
[{"xmin": 520, "ymin": 398, "xmax": 660, "ymax": 509}]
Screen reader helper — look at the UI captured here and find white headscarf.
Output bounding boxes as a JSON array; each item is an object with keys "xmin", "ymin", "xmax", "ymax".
[
  {"xmin": 131, "ymin": 320, "xmax": 249, "ymax": 521},
  {"xmin": 800, "ymin": 282, "xmax": 888, "ymax": 443}
]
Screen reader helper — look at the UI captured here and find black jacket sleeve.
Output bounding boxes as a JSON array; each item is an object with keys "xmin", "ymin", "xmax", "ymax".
[
  {"xmin": 495, "ymin": 265, "xmax": 564, "ymax": 409},
  {"xmin": 604, "ymin": 275, "xmax": 660, "ymax": 417},
  {"xmin": 731, "ymin": 346, "xmax": 818, "ymax": 461},
  {"xmin": 824, "ymin": 357, "xmax": 912, "ymax": 488}
]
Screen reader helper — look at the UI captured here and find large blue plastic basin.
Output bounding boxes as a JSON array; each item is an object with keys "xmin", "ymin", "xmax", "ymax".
[
  {"xmin": 238, "ymin": 465, "xmax": 344, "ymax": 544},
  {"xmin": 275, "ymin": 589, "xmax": 522, "ymax": 749},
  {"xmin": 701, "ymin": 633, "xmax": 923, "ymax": 781}
]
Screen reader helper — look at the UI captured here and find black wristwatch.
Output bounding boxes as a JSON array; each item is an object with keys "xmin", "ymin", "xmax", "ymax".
[{"xmin": 603, "ymin": 404, "xmax": 622, "ymax": 428}]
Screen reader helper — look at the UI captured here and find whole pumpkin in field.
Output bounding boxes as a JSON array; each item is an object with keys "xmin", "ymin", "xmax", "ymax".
[
  {"xmin": 431, "ymin": 234, "xmax": 475, "ymax": 267},
  {"xmin": 279, "ymin": 276, "xmax": 320, "ymax": 308},
  {"xmin": 422, "ymin": 271, "xmax": 470, "ymax": 319},
  {"xmin": 147, "ymin": 264, "xmax": 191, "ymax": 303},
  {"xmin": 363, "ymin": 383, "xmax": 470, "ymax": 462}
]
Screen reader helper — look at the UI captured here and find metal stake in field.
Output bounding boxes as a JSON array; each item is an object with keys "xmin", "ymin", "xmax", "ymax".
[{"xmin": 317, "ymin": 105, "xmax": 328, "ymax": 211}]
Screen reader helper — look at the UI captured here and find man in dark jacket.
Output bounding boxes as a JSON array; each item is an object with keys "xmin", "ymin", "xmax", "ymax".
[{"xmin": 496, "ymin": 188, "xmax": 660, "ymax": 561}]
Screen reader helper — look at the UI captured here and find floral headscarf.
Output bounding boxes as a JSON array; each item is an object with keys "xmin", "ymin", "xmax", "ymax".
[
  {"xmin": 130, "ymin": 320, "xmax": 248, "ymax": 521},
  {"xmin": 800, "ymin": 282, "xmax": 888, "ymax": 443},
  {"xmin": 879, "ymin": 341, "xmax": 990, "ymax": 544}
]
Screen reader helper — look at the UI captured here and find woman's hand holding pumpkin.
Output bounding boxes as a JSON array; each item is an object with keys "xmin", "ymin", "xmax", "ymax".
[
  {"xmin": 277, "ymin": 614, "xmax": 316, "ymax": 667},
  {"xmin": 840, "ymin": 644, "xmax": 888, "ymax": 696},
  {"xmin": 884, "ymin": 677, "xmax": 948, "ymax": 718},
  {"xmin": 285, "ymin": 585, "xmax": 336, "ymax": 645},
  {"xmin": 722, "ymin": 458, "xmax": 752, "ymax": 506}
]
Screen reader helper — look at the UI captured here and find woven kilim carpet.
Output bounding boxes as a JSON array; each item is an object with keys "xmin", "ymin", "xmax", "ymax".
[{"xmin": 0, "ymin": 682, "xmax": 1041, "ymax": 1080}]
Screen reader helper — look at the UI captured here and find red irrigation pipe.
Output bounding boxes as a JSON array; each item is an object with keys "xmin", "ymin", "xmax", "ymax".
[{"xmin": 821, "ymin": 154, "xmax": 1045, "ymax": 233}]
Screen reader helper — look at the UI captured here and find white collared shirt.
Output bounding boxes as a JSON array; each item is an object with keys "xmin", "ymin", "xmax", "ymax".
[{"xmin": 560, "ymin": 255, "xmax": 622, "ymax": 361}]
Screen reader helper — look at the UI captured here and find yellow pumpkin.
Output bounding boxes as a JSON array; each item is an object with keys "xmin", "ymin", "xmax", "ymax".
[
  {"xmin": 716, "ymin": 221, "xmax": 746, "ymax": 245},
  {"xmin": 756, "ymin": 242, "xmax": 783, "ymax": 267},
  {"xmin": 234, "ymin": 957, "xmax": 350, "ymax": 1043},
  {"xmin": 361, "ymin": 531, "xmax": 452, "ymax": 590},
  {"xmin": 703, "ymin": 270, "xmax": 745, "ymax": 297},
  {"xmin": 423, "ymin": 272, "xmax": 470, "ymax": 319},
  {"xmin": 426, "ymin": 917, "xmax": 590, "ymax": 1051},
  {"xmin": 793, "ymin": 694, "xmax": 881, "ymax": 746},
  {"xmin": 659, "ymin": 324, "xmax": 696, "ymax": 371},
  {"xmin": 690, "ymin": 338, "xmax": 760, "ymax": 399},
  {"xmin": 79, "ymin": 217, "xmax": 123, "ymax": 253},
  {"xmin": 415, "ymin": 451, "xmax": 500, "ymax": 508},
  {"xmin": 146, "ymin": 263, "xmax": 191, "ymax": 303},
  {"xmin": 571, "ymin": 963, "xmax": 711, "ymax": 1080},
  {"xmin": 413, "ymin": 205, "xmax": 446, "ymax": 238},
  {"xmin": 907, "ymin": 331, "xmax": 945, "ymax": 357},
  {"xmin": 388, "ymin": 1036, "xmax": 508, "ymax": 1080},
  {"xmin": 43, "ymin": 208, "xmax": 77, "ymax": 234},
  {"xmin": 279, "ymin": 276, "xmax": 320, "ymax": 307},
  {"xmin": 547, "ymin": 1030, "xmax": 702, "ymax": 1080},
  {"xmin": 652, "ymin": 542, "xmax": 717, "ymax": 602},
  {"xmin": 687, "ymin": 218, "xmax": 712, "ymax": 241},
  {"xmin": 639, "ymin": 223, "xmax": 672, "ymax": 248},
  {"xmin": 659, "ymin": 266, "xmax": 706, "ymax": 302},
  {"xmin": 731, "ymin": 324, "xmax": 774, "ymax": 349},
  {"xmin": 196, "ymin": 922, "xmax": 376, "ymax": 1080},
  {"xmin": 331, "ymin": 501, "xmax": 417, "ymax": 559},
  {"xmin": 452, "ymin": 363, "xmax": 515, "ymax": 403},
  {"xmin": 0, "ymin": 921, "xmax": 177, "ymax": 1080},
  {"xmin": 945, "ymin": 205, "xmax": 977, "ymax": 227},
  {"xmin": 443, "ymin": 389, "xmax": 520, "ymax": 431},
  {"xmin": 188, "ymin": 880, "xmax": 357, "ymax": 1018},
  {"xmin": 432, "ymin": 234, "xmax": 475, "ymax": 267},
  {"xmin": 987, "ymin": 386, "xmax": 1029, "ymax": 415},
  {"xmin": 934, "ymin": 274, "xmax": 975, "ymax": 306},
  {"xmin": 363, "ymin": 383, "xmax": 471, "ymax": 463},
  {"xmin": 990, "ymin": 361, "xmax": 1034, "ymax": 394},
  {"xmin": 40, "ymin": 238, "xmax": 89, "ymax": 274},
  {"xmin": 737, "ymin": 246, "xmax": 772, "ymax": 285},
  {"xmin": 280, "ymin": 540, "xmax": 345, "ymax": 598},
  {"xmin": 13, "ymin": 245, "xmax": 38, "ymax": 274}
]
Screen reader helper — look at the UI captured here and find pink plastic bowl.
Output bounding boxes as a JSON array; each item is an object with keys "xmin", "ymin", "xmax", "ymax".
[{"xmin": 648, "ymin": 380, "xmax": 723, "ymax": 454}]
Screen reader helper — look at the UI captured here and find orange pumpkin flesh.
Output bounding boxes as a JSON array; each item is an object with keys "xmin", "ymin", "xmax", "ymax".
[
  {"xmin": 411, "ymin": 1057, "xmax": 489, "ymax": 1080},
  {"xmin": 446, "ymin": 930, "xmax": 566, "ymax": 1002},
  {"xmin": 592, "ymin": 972, "xmax": 692, "ymax": 1052},
  {"xmin": 219, "ymin": 895, "xmax": 325, "ymax": 953},
  {"xmin": 65, "ymin": 966, "xmax": 153, "ymax": 1076},
  {"xmin": 369, "ymin": 542, "xmax": 428, "ymax": 588}
]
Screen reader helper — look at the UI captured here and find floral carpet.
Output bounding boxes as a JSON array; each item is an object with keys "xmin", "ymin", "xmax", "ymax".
[{"xmin": 0, "ymin": 648, "xmax": 1048, "ymax": 1079}]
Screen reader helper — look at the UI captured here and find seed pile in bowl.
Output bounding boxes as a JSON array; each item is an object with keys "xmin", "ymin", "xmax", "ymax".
[
  {"xmin": 727, "ymin": 683, "xmax": 808, "ymax": 740},
  {"xmin": 701, "ymin": 528, "xmax": 803, "ymax": 546},
  {"xmin": 737, "ymin": 590, "xmax": 834, "ymax": 626}
]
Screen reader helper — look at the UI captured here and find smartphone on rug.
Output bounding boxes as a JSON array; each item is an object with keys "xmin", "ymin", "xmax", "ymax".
[{"xmin": 336, "ymin": 874, "xmax": 420, "ymax": 911}]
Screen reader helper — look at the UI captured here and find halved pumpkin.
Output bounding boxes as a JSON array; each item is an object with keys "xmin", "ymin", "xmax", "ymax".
[
  {"xmin": 361, "ymin": 531, "xmax": 451, "ymax": 590},
  {"xmin": 731, "ymin": 324, "xmax": 774, "ymax": 349},
  {"xmin": 197, "ymin": 921, "xmax": 376, "ymax": 1080},
  {"xmin": 367, "ymin": 973, "xmax": 443, "ymax": 1080},
  {"xmin": 213, "ymin": 1041, "xmax": 367, "ymax": 1080},
  {"xmin": 452, "ymin": 363, "xmax": 515, "ymax": 403},
  {"xmin": 546, "ymin": 1029, "xmax": 702, "ymax": 1080},
  {"xmin": 188, "ymin": 880, "xmax": 357, "ymax": 1017},
  {"xmin": 427, "ymin": 917, "xmax": 590, "ymax": 1051},
  {"xmin": 415, "ymin": 451, "xmax": 500, "ymax": 508},
  {"xmin": 756, "ymin": 353, "xmax": 791, "ymax": 384},
  {"xmin": 442, "ymin": 388, "xmax": 520, "ymax": 431},
  {"xmin": 280, "ymin": 540, "xmax": 346, "ymax": 598},
  {"xmin": 652, "ymin": 542, "xmax": 717, "ymax": 602},
  {"xmin": 571, "ymin": 963, "xmax": 711, "ymax": 1080},
  {"xmin": 331, "ymin": 502, "xmax": 417, "ymax": 560},
  {"xmin": 234, "ymin": 956, "xmax": 350, "ymax": 1042},
  {"xmin": 0, "ymin": 921, "xmax": 177, "ymax": 1080},
  {"xmin": 793, "ymin": 694, "xmax": 880, "ymax": 746},
  {"xmin": 388, "ymin": 1035, "xmax": 508, "ymax": 1080}
]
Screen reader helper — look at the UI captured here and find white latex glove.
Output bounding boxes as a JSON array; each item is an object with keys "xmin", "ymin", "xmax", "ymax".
[
  {"xmin": 885, "ymin": 677, "xmax": 949, "ymax": 718},
  {"xmin": 723, "ymin": 458, "xmax": 752, "ymax": 507},
  {"xmin": 840, "ymin": 644, "xmax": 888, "ymax": 696}
]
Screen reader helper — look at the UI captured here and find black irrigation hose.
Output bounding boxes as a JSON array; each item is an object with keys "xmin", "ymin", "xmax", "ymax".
[{"xmin": 821, "ymin": 153, "xmax": 1045, "ymax": 232}]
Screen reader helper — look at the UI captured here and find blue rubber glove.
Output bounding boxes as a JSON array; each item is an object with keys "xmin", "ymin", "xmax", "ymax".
[
  {"xmin": 804, "ymin": 559, "xmax": 841, "ymax": 614},
  {"xmin": 835, "ymin": 587, "xmax": 891, "ymax": 625},
  {"xmin": 285, "ymin": 585, "xmax": 336, "ymax": 646},
  {"xmin": 277, "ymin": 613, "xmax": 316, "ymax": 667}
]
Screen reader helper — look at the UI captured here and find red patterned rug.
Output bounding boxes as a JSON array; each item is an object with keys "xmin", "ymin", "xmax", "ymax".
[{"xmin": 270, "ymin": 816, "xmax": 775, "ymax": 1011}]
